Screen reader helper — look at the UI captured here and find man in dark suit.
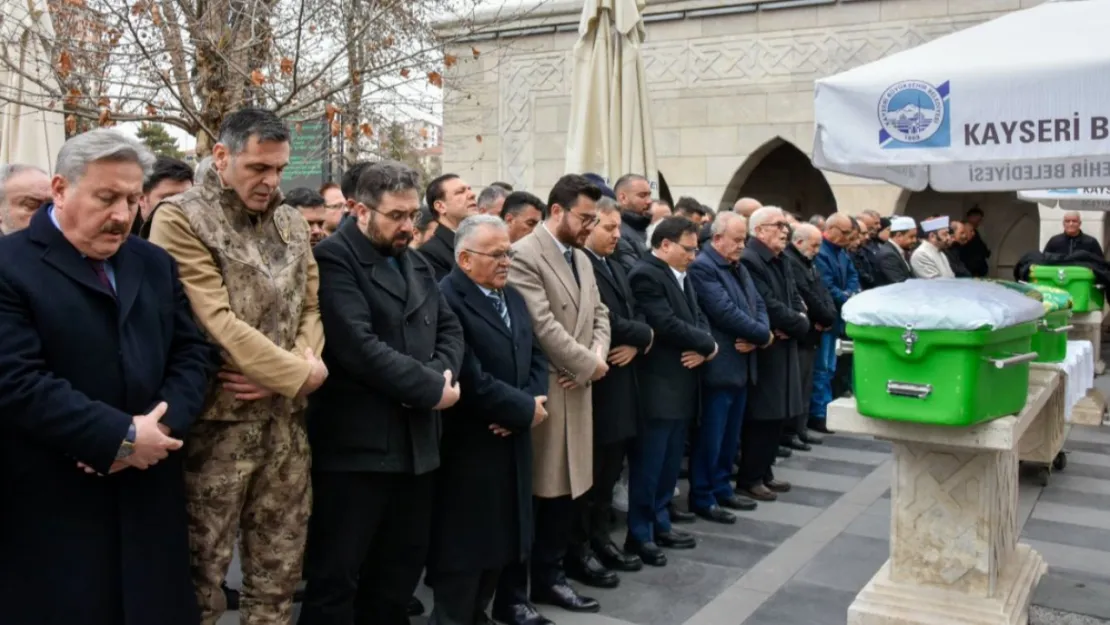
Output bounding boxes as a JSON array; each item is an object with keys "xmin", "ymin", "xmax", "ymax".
[
  {"xmin": 1044, "ymin": 211, "xmax": 1105, "ymax": 257},
  {"xmin": 687, "ymin": 212, "xmax": 770, "ymax": 523},
  {"xmin": 626, "ymin": 216, "xmax": 718, "ymax": 565},
  {"xmin": 299, "ymin": 160, "xmax": 465, "ymax": 625},
  {"xmin": 611, "ymin": 173, "xmax": 653, "ymax": 273},
  {"xmin": 874, "ymin": 216, "xmax": 917, "ymax": 286},
  {"xmin": 421, "ymin": 173, "xmax": 479, "ymax": 280},
  {"xmin": 0, "ymin": 129, "xmax": 214, "ymax": 625},
  {"xmin": 434, "ymin": 215, "xmax": 550, "ymax": 625},
  {"xmin": 567, "ymin": 197, "xmax": 653, "ymax": 588},
  {"xmin": 740, "ymin": 206, "xmax": 809, "ymax": 502}
]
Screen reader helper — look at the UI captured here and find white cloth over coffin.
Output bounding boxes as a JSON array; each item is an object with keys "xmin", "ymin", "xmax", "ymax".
[
  {"xmin": 842, "ymin": 278, "xmax": 1046, "ymax": 331},
  {"xmin": 1040, "ymin": 340, "xmax": 1096, "ymax": 422}
]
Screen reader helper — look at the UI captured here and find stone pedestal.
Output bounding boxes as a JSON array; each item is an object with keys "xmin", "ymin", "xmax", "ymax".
[
  {"xmin": 1020, "ymin": 369, "xmax": 1068, "ymax": 484},
  {"xmin": 1068, "ymin": 311, "xmax": 1104, "ymax": 374},
  {"xmin": 1072, "ymin": 388, "xmax": 1108, "ymax": 426},
  {"xmin": 827, "ymin": 378, "xmax": 1057, "ymax": 625}
]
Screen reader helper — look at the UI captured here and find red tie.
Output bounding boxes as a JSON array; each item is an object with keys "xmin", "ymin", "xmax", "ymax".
[{"xmin": 88, "ymin": 259, "xmax": 116, "ymax": 297}]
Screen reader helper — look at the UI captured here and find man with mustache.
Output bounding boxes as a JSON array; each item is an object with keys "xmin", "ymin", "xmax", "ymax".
[
  {"xmin": 298, "ymin": 160, "xmax": 464, "ymax": 625},
  {"xmin": 286, "ymin": 187, "xmax": 332, "ymax": 247},
  {"xmin": 148, "ymin": 107, "xmax": 329, "ymax": 625}
]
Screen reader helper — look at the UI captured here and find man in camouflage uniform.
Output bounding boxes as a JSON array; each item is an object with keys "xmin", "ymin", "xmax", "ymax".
[{"xmin": 148, "ymin": 107, "xmax": 328, "ymax": 625}]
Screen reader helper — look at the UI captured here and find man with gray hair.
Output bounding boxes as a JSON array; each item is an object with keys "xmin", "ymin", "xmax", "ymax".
[
  {"xmin": 0, "ymin": 163, "xmax": 50, "ymax": 235},
  {"xmin": 1044, "ymin": 210, "xmax": 1104, "ymax": 257},
  {"xmin": 477, "ymin": 184, "xmax": 509, "ymax": 216},
  {"xmin": 148, "ymin": 107, "xmax": 329, "ymax": 625},
  {"xmin": 435, "ymin": 214, "xmax": 548, "ymax": 625},
  {"xmin": 299, "ymin": 159, "xmax": 464, "ymax": 625},
  {"xmin": 732, "ymin": 197, "xmax": 761, "ymax": 219},
  {"xmin": 0, "ymin": 129, "xmax": 214, "ymax": 624}
]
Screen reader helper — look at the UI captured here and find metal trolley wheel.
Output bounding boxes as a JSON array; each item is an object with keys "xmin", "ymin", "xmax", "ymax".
[{"xmin": 1053, "ymin": 451, "xmax": 1068, "ymax": 472}]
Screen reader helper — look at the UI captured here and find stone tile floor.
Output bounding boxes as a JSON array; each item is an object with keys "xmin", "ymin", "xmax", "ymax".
[{"xmin": 220, "ymin": 382, "xmax": 1110, "ymax": 625}]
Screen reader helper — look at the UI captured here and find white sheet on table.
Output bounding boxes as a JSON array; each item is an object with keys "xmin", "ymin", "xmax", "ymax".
[
  {"xmin": 1043, "ymin": 341, "xmax": 1096, "ymax": 423},
  {"xmin": 842, "ymin": 278, "xmax": 1045, "ymax": 331}
]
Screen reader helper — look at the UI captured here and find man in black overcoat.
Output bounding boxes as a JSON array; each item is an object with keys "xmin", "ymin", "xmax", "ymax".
[
  {"xmin": 874, "ymin": 216, "xmax": 918, "ymax": 286},
  {"xmin": 433, "ymin": 215, "xmax": 550, "ymax": 625},
  {"xmin": 299, "ymin": 161, "xmax": 465, "ymax": 625},
  {"xmin": 739, "ymin": 206, "xmax": 810, "ymax": 502},
  {"xmin": 567, "ymin": 199, "xmax": 653, "ymax": 587},
  {"xmin": 626, "ymin": 216, "xmax": 718, "ymax": 565},
  {"xmin": 0, "ymin": 129, "xmax": 214, "ymax": 625}
]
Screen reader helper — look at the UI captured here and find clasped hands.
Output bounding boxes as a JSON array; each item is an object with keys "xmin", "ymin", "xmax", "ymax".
[{"xmin": 77, "ymin": 401, "xmax": 182, "ymax": 476}]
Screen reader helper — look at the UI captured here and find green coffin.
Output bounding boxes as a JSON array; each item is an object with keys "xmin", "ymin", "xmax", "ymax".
[{"xmin": 1030, "ymin": 265, "xmax": 1104, "ymax": 313}]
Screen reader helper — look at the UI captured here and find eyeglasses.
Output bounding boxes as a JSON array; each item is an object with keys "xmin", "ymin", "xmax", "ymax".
[
  {"xmin": 566, "ymin": 210, "xmax": 599, "ymax": 227},
  {"xmin": 465, "ymin": 248, "xmax": 516, "ymax": 262},
  {"xmin": 370, "ymin": 207, "xmax": 420, "ymax": 223}
]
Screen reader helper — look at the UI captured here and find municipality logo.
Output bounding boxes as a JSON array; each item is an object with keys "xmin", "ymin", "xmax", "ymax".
[{"xmin": 878, "ymin": 80, "xmax": 950, "ymax": 149}]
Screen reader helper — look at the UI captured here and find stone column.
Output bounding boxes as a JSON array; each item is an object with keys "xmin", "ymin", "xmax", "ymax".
[{"xmin": 828, "ymin": 374, "xmax": 1058, "ymax": 625}]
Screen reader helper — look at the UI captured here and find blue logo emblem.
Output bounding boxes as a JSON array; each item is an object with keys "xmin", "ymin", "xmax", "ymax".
[{"xmin": 878, "ymin": 80, "xmax": 950, "ymax": 149}]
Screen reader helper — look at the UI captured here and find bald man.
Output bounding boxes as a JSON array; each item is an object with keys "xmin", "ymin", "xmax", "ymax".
[
  {"xmin": 1044, "ymin": 211, "xmax": 1104, "ymax": 257},
  {"xmin": 811, "ymin": 214, "xmax": 859, "ymax": 435},
  {"xmin": 733, "ymin": 197, "xmax": 761, "ymax": 219}
]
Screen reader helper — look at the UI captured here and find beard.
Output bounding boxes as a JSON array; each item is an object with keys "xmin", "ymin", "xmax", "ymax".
[{"xmin": 364, "ymin": 219, "xmax": 412, "ymax": 257}]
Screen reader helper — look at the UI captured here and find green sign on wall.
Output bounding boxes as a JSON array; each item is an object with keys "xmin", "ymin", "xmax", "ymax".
[{"xmin": 281, "ymin": 118, "xmax": 330, "ymax": 193}]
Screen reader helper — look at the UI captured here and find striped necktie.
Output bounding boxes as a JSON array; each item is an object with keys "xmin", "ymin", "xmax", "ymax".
[{"xmin": 488, "ymin": 290, "xmax": 511, "ymax": 329}]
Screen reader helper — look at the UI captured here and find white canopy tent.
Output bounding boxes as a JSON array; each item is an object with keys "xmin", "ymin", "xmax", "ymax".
[
  {"xmin": 565, "ymin": 0, "xmax": 657, "ymax": 189},
  {"xmin": 812, "ymin": 0, "xmax": 1110, "ymax": 193},
  {"xmin": 1018, "ymin": 188, "xmax": 1110, "ymax": 211}
]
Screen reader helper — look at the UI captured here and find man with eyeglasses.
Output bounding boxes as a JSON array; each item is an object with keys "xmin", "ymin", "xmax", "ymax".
[
  {"xmin": 739, "ymin": 207, "xmax": 809, "ymax": 502},
  {"xmin": 811, "ymin": 213, "xmax": 860, "ymax": 436},
  {"xmin": 496, "ymin": 173, "xmax": 611, "ymax": 625},
  {"xmin": 298, "ymin": 160, "xmax": 465, "ymax": 625},
  {"xmin": 433, "ymin": 214, "xmax": 549, "ymax": 625}
]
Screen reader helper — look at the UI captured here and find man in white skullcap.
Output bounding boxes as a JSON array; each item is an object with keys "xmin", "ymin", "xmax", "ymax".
[
  {"xmin": 874, "ymin": 216, "xmax": 918, "ymax": 285},
  {"xmin": 910, "ymin": 215, "xmax": 955, "ymax": 279}
]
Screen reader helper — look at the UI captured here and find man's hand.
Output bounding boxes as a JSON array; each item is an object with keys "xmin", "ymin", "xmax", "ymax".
[
  {"xmin": 489, "ymin": 424, "xmax": 512, "ymax": 437},
  {"xmin": 735, "ymin": 339, "xmax": 757, "ymax": 353},
  {"xmin": 608, "ymin": 345, "xmax": 638, "ymax": 367},
  {"xmin": 433, "ymin": 370, "xmax": 461, "ymax": 410},
  {"xmin": 129, "ymin": 402, "xmax": 184, "ymax": 470},
  {"xmin": 532, "ymin": 395, "xmax": 548, "ymax": 427},
  {"xmin": 297, "ymin": 348, "xmax": 329, "ymax": 398},
  {"xmin": 680, "ymin": 351, "xmax": 707, "ymax": 369},
  {"xmin": 557, "ymin": 374, "xmax": 580, "ymax": 390},
  {"xmin": 219, "ymin": 368, "xmax": 275, "ymax": 401},
  {"xmin": 591, "ymin": 356, "xmax": 609, "ymax": 381},
  {"xmin": 815, "ymin": 323, "xmax": 827, "ymax": 332}
]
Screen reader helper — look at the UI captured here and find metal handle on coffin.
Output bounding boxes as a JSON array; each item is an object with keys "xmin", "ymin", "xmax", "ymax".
[
  {"xmin": 1050, "ymin": 324, "xmax": 1075, "ymax": 334},
  {"xmin": 836, "ymin": 339, "xmax": 853, "ymax": 356},
  {"xmin": 986, "ymin": 352, "xmax": 1038, "ymax": 369},
  {"xmin": 886, "ymin": 381, "xmax": 932, "ymax": 399}
]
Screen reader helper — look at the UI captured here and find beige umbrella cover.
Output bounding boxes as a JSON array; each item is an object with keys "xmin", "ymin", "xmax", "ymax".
[
  {"xmin": 565, "ymin": 0, "xmax": 614, "ymax": 181},
  {"xmin": 609, "ymin": 0, "xmax": 656, "ymax": 189},
  {"xmin": 1, "ymin": 0, "xmax": 66, "ymax": 173}
]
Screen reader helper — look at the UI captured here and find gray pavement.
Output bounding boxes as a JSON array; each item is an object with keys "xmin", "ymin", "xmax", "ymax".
[{"xmin": 217, "ymin": 392, "xmax": 1110, "ymax": 625}]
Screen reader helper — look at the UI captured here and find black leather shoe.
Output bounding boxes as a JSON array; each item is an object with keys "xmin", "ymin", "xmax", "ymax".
[
  {"xmin": 765, "ymin": 479, "xmax": 792, "ymax": 493},
  {"xmin": 624, "ymin": 538, "xmax": 667, "ymax": 566},
  {"xmin": 776, "ymin": 446, "xmax": 793, "ymax": 458},
  {"xmin": 668, "ymin": 503, "xmax": 697, "ymax": 524},
  {"xmin": 408, "ymin": 596, "xmax": 425, "ymax": 616},
  {"xmin": 718, "ymin": 493, "xmax": 758, "ymax": 511},
  {"xmin": 532, "ymin": 582, "xmax": 600, "ymax": 613},
  {"xmin": 799, "ymin": 431, "xmax": 824, "ymax": 445},
  {"xmin": 565, "ymin": 551, "xmax": 620, "ymax": 589},
  {"xmin": 783, "ymin": 435, "xmax": 812, "ymax": 452},
  {"xmin": 491, "ymin": 601, "xmax": 554, "ymax": 625},
  {"xmin": 692, "ymin": 504, "xmax": 736, "ymax": 524},
  {"xmin": 655, "ymin": 529, "xmax": 696, "ymax": 549},
  {"xmin": 594, "ymin": 540, "xmax": 643, "ymax": 572},
  {"xmin": 808, "ymin": 418, "xmax": 834, "ymax": 434}
]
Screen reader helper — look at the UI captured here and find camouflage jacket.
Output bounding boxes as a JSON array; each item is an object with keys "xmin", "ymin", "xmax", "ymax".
[{"xmin": 148, "ymin": 167, "xmax": 325, "ymax": 421}]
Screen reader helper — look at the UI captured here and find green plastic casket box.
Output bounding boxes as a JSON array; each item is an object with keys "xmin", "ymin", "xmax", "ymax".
[
  {"xmin": 1030, "ymin": 265, "xmax": 1104, "ymax": 313},
  {"xmin": 988, "ymin": 280, "xmax": 1073, "ymax": 364},
  {"xmin": 846, "ymin": 322, "xmax": 1038, "ymax": 427}
]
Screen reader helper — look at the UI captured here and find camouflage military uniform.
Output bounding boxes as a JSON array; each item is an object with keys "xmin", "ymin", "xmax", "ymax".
[{"xmin": 149, "ymin": 168, "xmax": 325, "ymax": 625}]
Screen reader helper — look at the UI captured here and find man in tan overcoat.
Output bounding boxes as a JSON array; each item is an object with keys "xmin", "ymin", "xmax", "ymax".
[{"xmin": 492, "ymin": 173, "xmax": 611, "ymax": 625}]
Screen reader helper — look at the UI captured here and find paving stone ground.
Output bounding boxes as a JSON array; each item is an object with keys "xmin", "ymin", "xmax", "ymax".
[{"xmin": 217, "ymin": 368, "xmax": 1110, "ymax": 625}]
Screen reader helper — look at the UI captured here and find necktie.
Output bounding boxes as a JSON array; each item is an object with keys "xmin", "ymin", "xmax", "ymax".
[
  {"xmin": 88, "ymin": 259, "xmax": 116, "ymax": 297},
  {"xmin": 600, "ymin": 258, "xmax": 614, "ymax": 281},
  {"xmin": 563, "ymin": 249, "xmax": 580, "ymax": 285},
  {"xmin": 488, "ymin": 290, "xmax": 511, "ymax": 330}
]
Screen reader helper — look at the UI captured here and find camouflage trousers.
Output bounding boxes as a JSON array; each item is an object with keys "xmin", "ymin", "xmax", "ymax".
[{"xmin": 184, "ymin": 413, "xmax": 312, "ymax": 625}]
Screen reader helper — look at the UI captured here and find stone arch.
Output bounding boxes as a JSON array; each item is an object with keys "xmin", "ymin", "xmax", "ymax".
[
  {"xmin": 719, "ymin": 137, "xmax": 837, "ymax": 218},
  {"xmin": 899, "ymin": 188, "xmax": 1039, "ymax": 279}
]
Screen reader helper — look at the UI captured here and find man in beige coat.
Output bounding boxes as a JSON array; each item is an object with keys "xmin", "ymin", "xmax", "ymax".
[
  {"xmin": 493, "ymin": 174, "xmax": 611, "ymax": 625},
  {"xmin": 911, "ymin": 215, "xmax": 956, "ymax": 279}
]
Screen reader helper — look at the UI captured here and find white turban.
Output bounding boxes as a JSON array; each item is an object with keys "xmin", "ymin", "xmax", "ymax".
[
  {"xmin": 921, "ymin": 216, "xmax": 950, "ymax": 233},
  {"xmin": 890, "ymin": 216, "xmax": 916, "ymax": 232}
]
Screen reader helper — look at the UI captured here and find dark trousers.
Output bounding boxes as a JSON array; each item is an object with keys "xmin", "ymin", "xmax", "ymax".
[
  {"xmin": 430, "ymin": 569, "xmax": 500, "ymax": 625},
  {"xmin": 626, "ymin": 418, "xmax": 688, "ymax": 544},
  {"xmin": 794, "ymin": 346, "xmax": 817, "ymax": 434},
  {"xmin": 833, "ymin": 353, "xmax": 854, "ymax": 399},
  {"xmin": 299, "ymin": 470, "xmax": 435, "ymax": 625},
  {"xmin": 737, "ymin": 419, "xmax": 786, "ymax": 490},
  {"xmin": 572, "ymin": 439, "xmax": 628, "ymax": 551},
  {"xmin": 690, "ymin": 387, "xmax": 747, "ymax": 510},
  {"xmin": 494, "ymin": 495, "xmax": 576, "ymax": 607}
]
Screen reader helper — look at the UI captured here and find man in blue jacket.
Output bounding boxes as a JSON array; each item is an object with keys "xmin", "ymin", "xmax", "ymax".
[
  {"xmin": 811, "ymin": 213, "xmax": 859, "ymax": 433},
  {"xmin": 687, "ymin": 213, "xmax": 771, "ymax": 523}
]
